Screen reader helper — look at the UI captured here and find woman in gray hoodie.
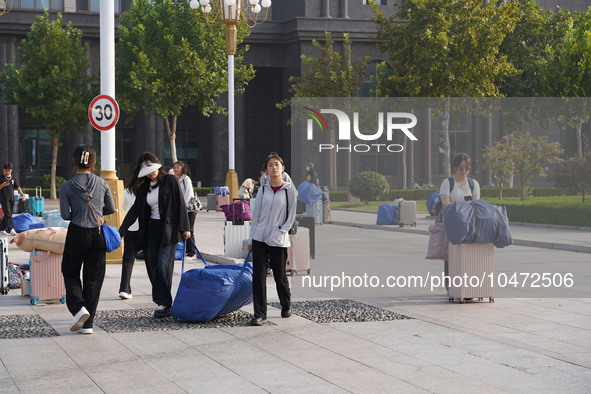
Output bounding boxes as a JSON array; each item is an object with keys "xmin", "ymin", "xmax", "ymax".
[
  {"xmin": 60, "ymin": 145, "xmax": 116, "ymax": 334},
  {"xmin": 247, "ymin": 152, "xmax": 298, "ymax": 326}
]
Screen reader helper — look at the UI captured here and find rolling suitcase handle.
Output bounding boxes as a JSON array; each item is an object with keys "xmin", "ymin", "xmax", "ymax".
[{"xmin": 35, "ymin": 186, "xmax": 43, "ymax": 200}]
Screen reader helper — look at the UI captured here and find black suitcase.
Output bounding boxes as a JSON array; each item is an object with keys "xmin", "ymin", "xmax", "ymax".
[
  {"xmin": 16, "ymin": 198, "xmax": 29, "ymax": 214},
  {"xmin": 1, "ymin": 237, "xmax": 9, "ymax": 295},
  {"xmin": 295, "ymin": 214, "xmax": 315, "ymax": 259}
]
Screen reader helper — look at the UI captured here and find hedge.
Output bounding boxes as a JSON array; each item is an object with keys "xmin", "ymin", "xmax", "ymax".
[
  {"xmin": 485, "ymin": 196, "xmax": 591, "ymax": 227},
  {"xmin": 330, "ymin": 187, "xmax": 574, "ymax": 203}
]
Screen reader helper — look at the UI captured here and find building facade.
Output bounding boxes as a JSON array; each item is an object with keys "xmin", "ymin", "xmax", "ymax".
[{"xmin": 0, "ymin": 0, "xmax": 589, "ymax": 190}]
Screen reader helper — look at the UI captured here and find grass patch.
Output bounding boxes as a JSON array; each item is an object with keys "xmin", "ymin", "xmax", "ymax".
[
  {"xmin": 331, "ymin": 200, "xmax": 428, "ymax": 212},
  {"xmin": 331, "ymin": 196, "xmax": 591, "ymax": 227}
]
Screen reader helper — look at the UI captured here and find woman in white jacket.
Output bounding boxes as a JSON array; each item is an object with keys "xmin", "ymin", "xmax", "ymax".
[
  {"xmin": 173, "ymin": 161, "xmax": 197, "ymax": 257},
  {"xmin": 247, "ymin": 152, "xmax": 297, "ymax": 326}
]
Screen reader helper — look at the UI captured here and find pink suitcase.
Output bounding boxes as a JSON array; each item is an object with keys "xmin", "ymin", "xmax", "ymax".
[
  {"xmin": 448, "ymin": 243, "xmax": 494, "ymax": 303},
  {"xmin": 216, "ymin": 195, "xmax": 229, "ymax": 211},
  {"xmin": 286, "ymin": 227, "xmax": 310, "ymax": 276},
  {"xmin": 29, "ymin": 250, "xmax": 66, "ymax": 305}
]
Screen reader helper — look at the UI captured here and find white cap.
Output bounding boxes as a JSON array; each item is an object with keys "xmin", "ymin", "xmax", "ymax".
[{"xmin": 138, "ymin": 161, "xmax": 162, "ymax": 178}]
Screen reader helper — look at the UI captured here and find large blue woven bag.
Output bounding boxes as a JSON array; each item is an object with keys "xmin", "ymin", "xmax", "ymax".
[{"xmin": 171, "ymin": 239, "xmax": 253, "ymax": 322}]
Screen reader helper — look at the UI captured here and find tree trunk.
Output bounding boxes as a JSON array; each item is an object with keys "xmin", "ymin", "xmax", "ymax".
[
  {"xmin": 330, "ymin": 132, "xmax": 337, "ymax": 189},
  {"xmin": 402, "ymin": 133, "xmax": 407, "ymax": 189},
  {"xmin": 442, "ymin": 98, "xmax": 451, "ymax": 178},
  {"xmin": 165, "ymin": 116, "xmax": 178, "ymax": 165},
  {"xmin": 576, "ymin": 118, "xmax": 583, "ymax": 158},
  {"xmin": 51, "ymin": 132, "xmax": 59, "ymax": 200}
]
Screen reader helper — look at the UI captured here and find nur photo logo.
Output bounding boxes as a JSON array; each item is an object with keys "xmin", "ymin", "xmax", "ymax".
[{"xmin": 304, "ymin": 108, "xmax": 418, "ymax": 153}]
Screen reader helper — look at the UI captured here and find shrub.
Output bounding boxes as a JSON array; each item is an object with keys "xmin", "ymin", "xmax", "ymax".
[
  {"xmin": 552, "ymin": 156, "xmax": 591, "ymax": 203},
  {"xmin": 329, "ymin": 191, "xmax": 348, "ymax": 202},
  {"xmin": 194, "ymin": 187, "xmax": 214, "ymax": 197},
  {"xmin": 39, "ymin": 174, "xmax": 65, "ymax": 191},
  {"xmin": 349, "ymin": 172, "xmax": 389, "ymax": 203}
]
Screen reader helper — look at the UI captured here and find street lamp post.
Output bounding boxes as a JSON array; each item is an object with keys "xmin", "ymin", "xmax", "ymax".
[
  {"xmin": 190, "ymin": 0, "xmax": 271, "ymax": 199},
  {"xmin": 99, "ymin": 0, "xmax": 125, "ymax": 263}
]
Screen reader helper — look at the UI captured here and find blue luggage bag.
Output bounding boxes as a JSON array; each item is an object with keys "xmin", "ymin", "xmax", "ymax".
[
  {"xmin": 376, "ymin": 204, "xmax": 399, "ymax": 225},
  {"xmin": 171, "ymin": 239, "xmax": 253, "ymax": 322},
  {"xmin": 30, "ymin": 187, "xmax": 45, "ymax": 216}
]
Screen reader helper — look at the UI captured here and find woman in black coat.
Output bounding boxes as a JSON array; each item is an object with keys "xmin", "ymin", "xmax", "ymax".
[{"xmin": 119, "ymin": 152, "xmax": 191, "ymax": 318}]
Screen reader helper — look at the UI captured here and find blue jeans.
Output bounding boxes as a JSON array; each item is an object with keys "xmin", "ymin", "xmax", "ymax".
[{"xmin": 146, "ymin": 220, "xmax": 177, "ymax": 307}]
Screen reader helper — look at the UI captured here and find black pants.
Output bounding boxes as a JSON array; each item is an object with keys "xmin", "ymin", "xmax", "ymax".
[
  {"xmin": 0, "ymin": 198, "xmax": 14, "ymax": 232},
  {"xmin": 146, "ymin": 219, "xmax": 176, "ymax": 307},
  {"xmin": 119, "ymin": 230, "xmax": 141, "ymax": 294},
  {"xmin": 62, "ymin": 223, "xmax": 106, "ymax": 328},
  {"xmin": 186, "ymin": 211, "xmax": 197, "ymax": 256},
  {"xmin": 252, "ymin": 240, "xmax": 290, "ymax": 319}
]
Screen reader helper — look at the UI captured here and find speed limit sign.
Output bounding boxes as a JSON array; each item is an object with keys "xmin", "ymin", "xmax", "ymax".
[{"xmin": 88, "ymin": 95, "xmax": 120, "ymax": 131}]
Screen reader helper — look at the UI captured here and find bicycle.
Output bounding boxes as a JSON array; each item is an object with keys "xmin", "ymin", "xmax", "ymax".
[{"xmin": 410, "ymin": 181, "xmax": 434, "ymax": 189}]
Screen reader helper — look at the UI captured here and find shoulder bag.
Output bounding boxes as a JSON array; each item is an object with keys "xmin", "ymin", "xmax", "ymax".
[{"xmin": 85, "ymin": 200, "xmax": 122, "ymax": 253}]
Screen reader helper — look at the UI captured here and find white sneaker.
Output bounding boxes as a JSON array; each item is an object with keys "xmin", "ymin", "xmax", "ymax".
[
  {"xmin": 70, "ymin": 307, "xmax": 90, "ymax": 331},
  {"xmin": 9, "ymin": 229, "xmax": 16, "ymax": 236},
  {"xmin": 119, "ymin": 292, "xmax": 132, "ymax": 299},
  {"xmin": 79, "ymin": 327, "xmax": 93, "ymax": 334}
]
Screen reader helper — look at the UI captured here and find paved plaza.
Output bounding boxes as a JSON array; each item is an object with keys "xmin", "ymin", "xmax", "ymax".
[{"xmin": 0, "ymin": 200, "xmax": 590, "ymax": 393}]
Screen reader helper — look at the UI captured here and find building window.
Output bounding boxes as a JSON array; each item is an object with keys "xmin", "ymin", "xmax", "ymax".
[
  {"xmin": 16, "ymin": 0, "xmax": 63, "ymax": 10},
  {"xmin": 437, "ymin": 131, "xmax": 473, "ymax": 174},
  {"xmin": 163, "ymin": 129, "xmax": 200, "ymax": 182},
  {"xmin": 362, "ymin": 0, "xmax": 387, "ymax": 5},
  {"xmin": 360, "ymin": 61, "xmax": 387, "ymax": 97},
  {"xmin": 19, "ymin": 128, "xmax": 66, "ymax": 180},
  {"xmin": 77, "ymin": 0, "xmax": 132, "ymax": 13}
]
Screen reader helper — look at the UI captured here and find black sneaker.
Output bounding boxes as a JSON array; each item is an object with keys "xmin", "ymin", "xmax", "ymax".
[
  {"xmin": 281, "ymin": 308, "xmax": 292, "ymax": 318},
  {"xmin": 154, "ymin": 305, "xmax": 171, "ymax": 318},
  {"xmin": 250, "ymin": 317, "xmax": 267, "ymax": 326}
]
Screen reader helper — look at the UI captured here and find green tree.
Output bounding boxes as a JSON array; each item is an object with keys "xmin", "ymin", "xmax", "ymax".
[
  {"xmin": 553, "ymin": 156, "xmax": 591, "ymax": 203},
  {"xmin": 0, "ymin": 11, "xmax": 94, "ymax": 199},
  {"xmin": 116, "ymin": 0, "xmax": 255, "ymax": 164},
  {"xmin": 278, "ymin": 32, "xmax": 369, "ymax": 189},
  {"xmin": 481, "ymin": 136, "xmax": 514, "ymax": 200},
  {"xmin": 349, "ymin": 171, "xmax": 389, "ymax": 204},
  {"xmin": 281, "ymin": 32, "xmax": 368, "ymax": 101},
  {"xmin": 541, "ymin": 10, "xmax": 591, "ymax": 157},
  {"xmin": 373, "ymin": 0, "xmax": 518, "ymax": 177},
  {"xmin": 496, "ymin": 0, "xmax": 556, "ymax": 97},
  {"xmin": 507, "ymin": 132, "xmax": 564, "ymax": 200}
]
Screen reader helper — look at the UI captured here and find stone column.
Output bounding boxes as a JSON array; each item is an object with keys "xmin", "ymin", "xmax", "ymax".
[
  {"xmin": 322, "ymin": 0, "xmax": 331, "ymax": 18},
  {"xmin": 340, "ymin": 0, "xmax": 349, "ymax": 18}
]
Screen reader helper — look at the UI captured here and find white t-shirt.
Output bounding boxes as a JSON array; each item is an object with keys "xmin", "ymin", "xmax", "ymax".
[
  {"xmin": 147, "ymin": 182, "xmax": 160, "ymax": 219},
  {"xmin": 439, "ymin": 177, "xmax": 480, "ymax": 204}
]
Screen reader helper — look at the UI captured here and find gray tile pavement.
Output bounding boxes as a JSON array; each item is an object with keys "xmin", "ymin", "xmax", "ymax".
[{"xmin": 0, "ymin": 200, "xmax": 589, "ymax": 393}]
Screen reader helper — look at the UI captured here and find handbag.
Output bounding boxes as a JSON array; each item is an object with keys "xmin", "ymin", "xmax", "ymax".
[
  {"xmin": 84, "ymin": 201, "xmax": 122, "ymax": 253},
  {"xmin": 186, "ymin": 196, "xmax": 202, "ymax": 213},
  {"xmin": 425, "ymin": 211, "xmax": 449, "ymax": 260}
]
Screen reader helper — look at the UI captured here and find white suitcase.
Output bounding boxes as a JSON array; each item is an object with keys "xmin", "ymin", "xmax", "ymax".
[
  {"xmin": 286, "ymin": 227, "xmax": 311, "ymax": 275},
  {"xmin": 448, "ymin": 243, "xmax": 495, "ymax": 303},
  {"xmin": 398, "ymin": 200, "xmax": 416, "ymax": 227},
  {"xmin": 224, "ymin": 221, "xmax": 251, "ymax": 259},
  {"xmin": 305, "ymin": 200, "xmax": 323, "ymax": 224},
  {"xmin": 1, "ymin": 237, "xmax": 9, "ymax": 295}
]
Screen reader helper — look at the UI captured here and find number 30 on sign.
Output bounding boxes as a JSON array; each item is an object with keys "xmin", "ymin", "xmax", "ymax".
[{"xmin": 88, "ymin": 95, "xmax": 120, "ymax": 131}]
